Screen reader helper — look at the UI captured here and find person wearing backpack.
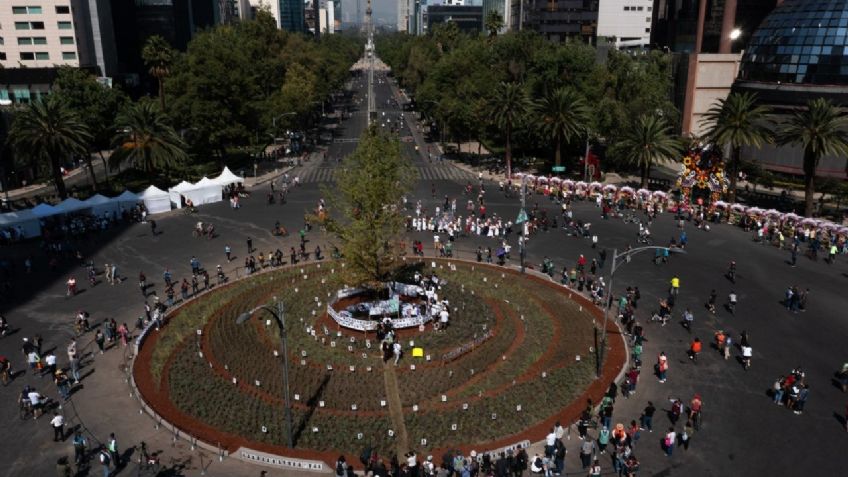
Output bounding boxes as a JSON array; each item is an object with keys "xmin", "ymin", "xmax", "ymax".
[
  {"xmin": 98, "ymin": 446, "xmax": 111, "ymax": 477},
  {"xmin": 335, "ymin": 455, "xmax": 346, "ymax": 477}
]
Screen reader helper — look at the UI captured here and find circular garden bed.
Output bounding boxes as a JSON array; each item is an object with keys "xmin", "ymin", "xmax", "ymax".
[{"xmin": 134, "ymin": 258, "xmax": 625, "ymax": 465}]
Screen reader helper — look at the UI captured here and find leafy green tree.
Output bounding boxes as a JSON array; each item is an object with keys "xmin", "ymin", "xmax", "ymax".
[
  {"xmin": 614, "ymin": 115, "xmax": 682, "ymax": 189},
  {"xmin": 9, "ymin": 95, "xmax": 91, "ymax": 199},
  {"xmin": 321, "ymin": 126, "xmax": 416, "ymax": 288},
  {"xmin": 700, "ymin": 92, "xmax": 771, "ymax": 202},
  {"xmin": 535, "ymin": 87, "xmax": 590, "ymax": 168},
  {"xmin": 775, "ymin": 98, "xmax": 848, "ymax": 217},
  {"xmin": 490, "ymin": 82, "xmax": 531, "ymax": 178},
  {"xmin": 485, "ymin": 11, "xmax": 504, "ymax": 38},
  {"xmin": 110, "ymin": 101, "xmax": 188, "ymax": 174},
  {"xmin": 53, "ymin": 67, "xmax": 128, "ymax": 189},
  {"xmin": 142, "ymin": 35, "xmax": 177, "ymax": 112}
]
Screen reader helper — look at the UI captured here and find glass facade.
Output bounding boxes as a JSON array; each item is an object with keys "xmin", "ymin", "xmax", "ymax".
[
  {"xmin": 739, "ymin": 0, "xmax": 848, "ymax": 85},
  {"xmin": 279, "ymin": 0, "xmax": 306, "ymax": 33}
]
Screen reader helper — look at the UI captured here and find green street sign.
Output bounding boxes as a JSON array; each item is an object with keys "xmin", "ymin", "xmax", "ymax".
[
  {"xmin": 516, "ymin": 208, "xmax": 528, "ymax": 225},
  {"xmin": 552, "ymin": 166, "xmax": 566, "ymax": 172}
]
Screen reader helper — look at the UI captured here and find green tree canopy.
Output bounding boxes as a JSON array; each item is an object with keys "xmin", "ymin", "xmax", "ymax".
[
  {"xmin": 775, "ymin": 98, "xmax": 848, "ymax": 216},
  {"xmin": 613, "ymin": 115, "xmax": 682, "ymax": 189},
  {"xmin": 321, "ymin": 126, "xmax": 417, "ymax": 288},
  {"xmin": 110, "ymin": 101, "xmax": 188, "ymax": 174},
  {"xmin": 700, "ymin": 91, "xmax": 772, "ymax": 202},
  {"xmin": 9, "ymin": 95, "xmax": 92, "ymax": 199}
]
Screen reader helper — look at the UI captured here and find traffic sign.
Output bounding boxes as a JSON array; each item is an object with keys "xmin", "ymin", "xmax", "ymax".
[
  {"xmin": 552, "ymin": 166, "xmax": 566, "ymax": 172},
  {"xmin": 516, "ymin": 209, "xmax": 528, "ymax": 225}
]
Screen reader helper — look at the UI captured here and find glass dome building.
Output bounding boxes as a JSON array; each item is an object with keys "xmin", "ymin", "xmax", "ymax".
[
  {"xmin": 736, "ymin": 0, "xmax": 848, "ymax": 105},
  {"xmin": 734, "ymin": 0, "xmax": 848, "ymax": 177}
]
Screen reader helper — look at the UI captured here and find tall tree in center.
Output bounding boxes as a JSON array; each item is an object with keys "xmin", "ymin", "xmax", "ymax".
[
  {"xmin": 535, "ymin": 87, "xmax": 590, "ymax": 169},
  {"xmin": 490, "ymin": 82, "xmax": 530, "ymax": 179},
  {"xmin": 142, "ymin": 35, "xmax": 176, "ymax": 112}
]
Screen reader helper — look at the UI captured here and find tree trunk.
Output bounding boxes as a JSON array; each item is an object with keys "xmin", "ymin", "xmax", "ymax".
[
  {"xmin": 641, "ymin": 163, "xmax": 649, "ymax": 190},
  {"xmin": 728, "ymin": 146, "xmax": 740, "ymax": 203},
  {"xmin": 51, "ymin": 156, "xmax": 68, "ymax": 200},
  {"xmin": 554, "ymin": 138, "xmax": 562, "ymax": 169},
  {"xmin": 505, "ymin": 123, "xmax": 512, "ymax": 179},
  {"xmin": 98, "ymin": 151, "xmax": 110, "ymax": 188},
  {"xmin": 158, "ymin": 78, "xmax": 166, "ymax": 112},
  {"xmin": 85, "ymin": 155, "xmax": 98, "ymax": 191},
  {"xmin": 803, "ymin": 150, "xmax": 816, "ymax": 217}
]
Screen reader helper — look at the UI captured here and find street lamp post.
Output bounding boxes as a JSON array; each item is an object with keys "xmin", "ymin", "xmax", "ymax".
[
  {"xmin": 596, "ymin": 246, "xmax": 686, "ymax": 377},
  {"xmin": 236, "ymin": 300, "xmax": 294, "ymax": 448}
]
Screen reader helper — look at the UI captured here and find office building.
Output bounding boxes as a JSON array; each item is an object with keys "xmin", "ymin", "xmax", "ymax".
[
  {"xmin": 0, "ymin": 1, "xmax": 83, "ymax": 69},
  {"xmin": 597, "ymin": 0, "xmax": 654, "ymax": 48},
  {"xmin": 512, "ymin": 0, "xmax": 599, "ymax": 43},
  {"xmin": 277, "ymin": 0, "xmax": 306, "ymax": 32},
  {"xmin": 398, "ymin": 0, "xmax": 409, "ymax": 31},
  {"xmin": 735, "ymin": 0, "xmax": 848, "ymax": 178},
  {"xmin": 427, "ymin": 5, "xmax": 483, "ymax": 34}
]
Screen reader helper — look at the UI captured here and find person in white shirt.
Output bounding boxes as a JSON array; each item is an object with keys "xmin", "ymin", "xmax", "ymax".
[
  {"xmin": 545, "ymin": 428, "xmax": 557, "ymax": 456},
  {"xmin": 393, "ymin": 342, "xmax": 402, "ymax": 366},
  {"xmin": 439, "ymin": 309, "xmax": 449, "ymax": 331},
  {"xmin": 27, "ymin": 390, "xmax": 44, "ymax": 419},
  {"xmin": 50, "ymin": 412, "xmax": 65, "ymax": 441}
]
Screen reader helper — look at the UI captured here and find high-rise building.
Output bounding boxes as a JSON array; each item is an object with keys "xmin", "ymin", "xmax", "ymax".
[
  {"xmin": 398, "ymin": 0, "xmax": 409, "ymax": 31},
  {"xmin": 278, "ymin": 0, "xmax": 306, "ymax": 32},
  {"xmin": 512, "ymin": 0, "xmax": 599, "ymax": 43},
  {"xmin": 0, "ymin": 1, "xmax": 85, "ymax": 69},
  {"xmin": 597, "ymin": 0, "xmax": 654, "ymax": 48},
  {"xmin": 427, "ymin": 5, "xmax": 483, "ymax": 33}
]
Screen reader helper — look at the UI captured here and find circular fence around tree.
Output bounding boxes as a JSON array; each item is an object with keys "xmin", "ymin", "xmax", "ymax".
[{"xmin": 133, "ymin": 258, "xmax": 625, "ymax": 466}]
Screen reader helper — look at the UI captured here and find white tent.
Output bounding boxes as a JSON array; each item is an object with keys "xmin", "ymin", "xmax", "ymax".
[
  {"xmin": 213, "ymin": 166, "xmax": 244, "ymax": 186},
  {"xmin": 0, "ymin": 209, "xmax": 42, "ymax": 238},
  {"xmin": 114, "ymin": 190, "xmax": 140, "ymax": 205},
  {"xmin": 191, "ymin": 177, "xmax": 224, "ymax": 205},
  {"xmin": 168, "ymin": 181, "xmax": 195, "ymax": 209},
  {"xmin": 53, "ymin": 198, "xmax": 89, "ymax": 215},
  {"xmin": 84, "ymin": 194, "xmax": 120, "ymax": 215},
  {"xmin": 32, "ymin": 203, "xmax": 59, "ymax": 218},
  {"xmin": 140, "ymin": 185, "xmax": 171, "ymax": 215}
]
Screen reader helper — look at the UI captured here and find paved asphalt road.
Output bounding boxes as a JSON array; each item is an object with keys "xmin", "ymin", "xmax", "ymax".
[{"xmin": 0, "ymin": 68, "xmax": 846, "ymax": 477}]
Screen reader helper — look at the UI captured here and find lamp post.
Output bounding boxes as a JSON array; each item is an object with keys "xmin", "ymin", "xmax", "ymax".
[
  {"xmin": 236, "ymin": 300, "xmax": 294, "ymax": 448},
  {"xmin": 596, "ymin": 246, "xmax": 686, "ymax": 377}
]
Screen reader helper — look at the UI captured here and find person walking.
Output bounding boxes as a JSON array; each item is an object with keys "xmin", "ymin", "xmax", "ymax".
[
  {"xmin": 670, "ymin": 276, "xmax": 680, "ymax": 296},
  {"xmin": 664, "ymin": 428, "xmax": 676, "ymax": 457},
  {"xmin": 94, "ymin": 330, "xmax": 105, "ymax": 354},
  {"xmin": 98, "ymin": 445, "xmax": 111, "ymax": 477},
  {"xmin": 246, "ymin": 237, "xmax": 253, "ymax": 254},
  {"xmin": 657, "ymin": 352, "xmax": 668, "ymax": 383},
  {"xmin": 72, "ymin": 431, "xmax": 87, "ymax": 465},
  {"xmin": 225, "ymin": 245, "xmax": 232, "ymax": 262},
  {"xmin": 50, "ymin": 412, "xmax": 65, "ymax": 441},
  {"xmin": 579, "ymin": 437, "xmax": 595, "ymax": 469},
  {"xmin": 682, "ymin": 420, "xmax": 694, "ymax": 450},
  {"xmin": 597, "ymin": 426, "xmax": 610, "ymax": 454},
  {"xmin": 107, "ymin": 433, "xmax": 119, "ymax": 468},
  {"xmin": 640, "ymin": 401, "xmax": 655, "ymax": 432}
]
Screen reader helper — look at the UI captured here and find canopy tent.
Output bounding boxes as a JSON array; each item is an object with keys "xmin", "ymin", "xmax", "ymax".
[
  {"xmin": 113, "ymin": 190, "xmax": 140, "ymax": 205},
  {"xmin": 192, "ymin": 177, "xmax": 224, "ymax": 205},
  {"xmin": 140, "ymin": 185, "xmax": 171, "ymax": 215},
  {"xmin": 84, "ymin": 194, "xmax": 120, "ymax": 215},
  {"xmin": 53, "ymin": 198, "xmax": 89, "ymax": 215},
  {"xmin": 213, "ymin": 167, "xmax": 244, "ymax": 187},
  {"xmin": 0, "ymin": 210, "xmax": 41, "ymax": 238},
  {"xmin": 167, "ymin": 181, "xmax": 196, "ymax": 209},
  {"xmin": 32, "ymin": 203, "xmax": 59, "ymax": 218}
]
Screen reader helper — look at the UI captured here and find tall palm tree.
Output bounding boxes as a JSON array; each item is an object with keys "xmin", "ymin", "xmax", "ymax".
[
  {"xmin": 700, "ymin": 91, "xmax": 771, "ymax": 202},
  {"xmin": 490, "ymin": 82, "xmax": 530, "ymax": 179},
  {"xmin": 110, "ymin": 101, "xmax": 189, "ymax": 174},
  {"xmin": 142, "ymin": 35, "xmax": 176, "ymax": 112},
  {"xmin": 535, "ymin": 87, "xmax": 590, "ymax": 169},
  {"xmin": 484, "ymin": 11, "xmax": 504, "ymax": 38},
  {"xmin": 775, "ymin": 98, "xmax": 848, "ymax": 217},
  {"xmin": 616, "ymin": 115, "xmax": 682, "ymax": 189},
  {"xmin": 9, "ymin": 95, "xmax": 91, "ymax": 199}
]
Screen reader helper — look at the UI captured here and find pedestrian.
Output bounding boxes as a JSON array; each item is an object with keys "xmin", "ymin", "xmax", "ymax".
[
  {"xmin": 225, "ymin": 245, "xmax": 232, "ymax": 262},
  {"xmin": 247, "ymin": 237, "xmax": 253, "ymax": 254},
  {"xmin": 94, "ymin": 330, "xmax": 105, "ymax": 354},
  {"xmin": 55, "ymin": 370, "xmax": 71, "ymax": 400},
  {"xmin": 664, "ymin": 428, "xmax": 676, "ymax": 456},
  {"xmin": 579, "ymin": 437, "xmax": 595, "ymax": 469},
  {"xmin": 72, "ymin": 431, "xmax": 87, "ymax": 465},
  {"xmin": 98, "ymin": 446, "xmax": 111, "ymax": 477},
  {"xmin": 794, "ymin": 384, "xmax": 810, "ymax": 415},
  {"xmin": 657, "ymin": 352, "xmax": 668, "ymax": 383},
  {"xmin": 138, "ymin": 271, "xmax": 146, "ymax": 295},
  {"xmin": 598, "ymin": 426, "xmax": 610, "ymax": 454},
  {"xmin": 50, "ymin": 411, "xmax": 65, "ymax": 441},
  {"xmin": 69, "ymin": 355, "xmax": 80, "ymax": 384},
  {"xmin": 773, "ymin": 376, "xmax": 785, "ymax": 405},
  {"xmin": 682, "ymin": 420, "xmax": 694, "ymax": 450},
  {"xmin": 43, "ymin": 351, "xmax": 57, "ymax": 377},
  {"xmin": 640, "ymin": 401, "xmax": 655, "ymax": 432},
  {"xmin": 107, "ymin": 433, "xmax": 119, "ymax": 467},
  {"xmin": 117, "ymin": 323, "xmax": 129, "ymax": 347}
]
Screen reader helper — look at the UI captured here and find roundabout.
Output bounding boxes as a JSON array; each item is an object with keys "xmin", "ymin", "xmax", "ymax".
[{"xmin": 132, "ymin": 258, "xmax": 626, "ymax": 467}]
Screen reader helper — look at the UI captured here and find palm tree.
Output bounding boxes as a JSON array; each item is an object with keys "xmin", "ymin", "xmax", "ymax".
[
  {"xmin": 142, "ymin": 35, "xmax": 176, "ymax": 112},
  {"xmin": 616, "ymin": 115, "xmax": 683, "ymax": 189},
  {"xmin": 484, "ymin": 11, "xmax": 504, "ymax": 38},
  {"xmin": 535, "ymin": 87, "xmax": 590, "ymax": 169},
  {"xmin": 775, "ymin": 98, "xmax": 848, "ymax": 217},
  {"xmin": 700, "ymin": 91, "xmax": 771, "ymax": 202},
  {"xmin": 9, "ymin": 95, "xmax": 91, "ymax": 199},
  {"xmin": 490, "ymin": 82, "xmax": 530, "ymax": 179},
  {"xmin": 110, "ymin": 101, "xmax": 189, "ymax": 174}
]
